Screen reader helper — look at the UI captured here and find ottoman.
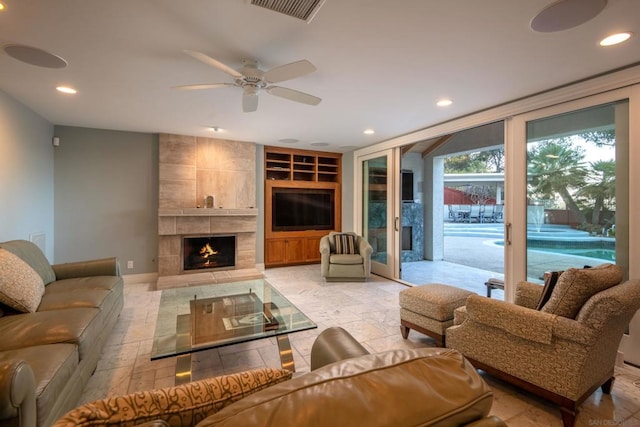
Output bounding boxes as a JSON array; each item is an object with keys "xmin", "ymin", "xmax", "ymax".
[{"xmin": 399, "ymin": 283, "xmax": 474, "ymax": 347}]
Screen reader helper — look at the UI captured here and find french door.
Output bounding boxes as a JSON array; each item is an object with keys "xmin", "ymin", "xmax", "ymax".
[
  {"xmin": 507, "ymin": 87, "xmax": 639, "ymax": 364},
  {"xmin": 359, "ymin": 149, "xmax": 399, "ymax": 279}
]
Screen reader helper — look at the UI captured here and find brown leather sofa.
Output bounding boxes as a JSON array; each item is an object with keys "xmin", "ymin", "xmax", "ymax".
[
  {"xmin": 0, "ymin": 240, "xmax": 124, "ymax": 427},
  {"xmin": 55, "ymin": 327, "xmax": 506, "ymax": 427}
]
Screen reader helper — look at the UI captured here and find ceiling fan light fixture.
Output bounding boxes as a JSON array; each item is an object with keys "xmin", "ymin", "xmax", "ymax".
[{"xmin": 599, "ymin": 32, "xmax": 632, "ymax": 46}]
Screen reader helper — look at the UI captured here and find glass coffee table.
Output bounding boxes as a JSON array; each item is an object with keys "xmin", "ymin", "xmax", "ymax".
[{"xmin": 151, "ymin": 278, "xmax": 316, "ymax": 384}]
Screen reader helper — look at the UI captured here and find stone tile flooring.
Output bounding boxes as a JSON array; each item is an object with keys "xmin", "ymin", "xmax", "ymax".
[{"xmin": 79, "ymin": 264, "xmax": 640, "ymax": 426}]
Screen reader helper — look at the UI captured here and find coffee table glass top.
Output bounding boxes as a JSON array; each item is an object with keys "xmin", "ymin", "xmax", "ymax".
[{"xmin": 151, "ymin": 278, "xmax": 316, "ymax": 360}]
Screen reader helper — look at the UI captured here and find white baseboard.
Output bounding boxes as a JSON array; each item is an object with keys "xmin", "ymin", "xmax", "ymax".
[{"xmin": 123, "ymin": 272, "xmax": 158, "ymax": 285}]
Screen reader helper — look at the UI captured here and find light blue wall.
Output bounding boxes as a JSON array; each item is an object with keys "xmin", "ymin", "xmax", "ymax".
[
  {"xmin": 53, "ymin": 126, "xmax": 158, "ymax": 273},
  {"xmin": 0, "ymin": 91, "xmax": 55, "ymax": 260}
]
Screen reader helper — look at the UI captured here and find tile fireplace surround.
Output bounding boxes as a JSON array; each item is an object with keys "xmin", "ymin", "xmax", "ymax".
[{"xmin": 157, "ymin": 134, "xmax": 260, "ymax": 288}]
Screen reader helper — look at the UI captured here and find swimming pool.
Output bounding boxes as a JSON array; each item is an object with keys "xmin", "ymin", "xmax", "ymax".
[{"xmin": 494, "ymin": 238, "xmax": 615, "ymax": 261}]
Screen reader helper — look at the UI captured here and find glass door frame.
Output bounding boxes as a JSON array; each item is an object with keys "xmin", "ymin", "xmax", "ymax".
[
  {"xmin": 507, "ymin": 86, "xmax": 640, "ymax": 363},
  {"xmin": 356, "ymin": 148, "xmax": 400, "ymax": 279}
]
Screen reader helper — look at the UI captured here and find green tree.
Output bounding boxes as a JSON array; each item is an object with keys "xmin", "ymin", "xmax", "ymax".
[
  {"xmin": 576, "ymin": 160, "xmax": 616, "ymax": 224},
  {"xmin": 527, "ymin": 142, "xmax": 588, "ymax": 224}
]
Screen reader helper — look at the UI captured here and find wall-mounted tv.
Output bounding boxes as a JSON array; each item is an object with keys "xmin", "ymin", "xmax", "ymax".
[{"xmin": 272, "ymin": 188, "xmax": 335, "ymax": 232}]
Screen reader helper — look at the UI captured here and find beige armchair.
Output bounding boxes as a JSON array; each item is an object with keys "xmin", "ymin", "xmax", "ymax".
[
  {"xmin": 319, "ymin": 232, "xmax": 373, "ymax": 281},
  {"xmin": 446, "ymin": 264, "xmax": 640, "ymax": 427}
]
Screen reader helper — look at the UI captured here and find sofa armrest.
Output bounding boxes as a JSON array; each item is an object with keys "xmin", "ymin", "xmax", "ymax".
[
  {"xmin": 52, "ymin": 257, "xmax": 120, "ymax": 280},
  {"xmin": 0, "ymin": 359, "xmax": 37, "ymax": 427},
  {"xmin": 53, "ymin": 368, "xmax": 292, "ymax": 427},
  {"xmin": 514, "ymin": 281, "xmax": 543, "ymax": 309}
]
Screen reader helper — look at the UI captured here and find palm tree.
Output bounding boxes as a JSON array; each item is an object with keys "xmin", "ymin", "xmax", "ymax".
[
  {"xmin": 576, "ymin": 160, "xmax": 616, "ymax": 224},
  {"xmin": 527, "ymin": 142, "xmax": 588, "ymax": 224}
]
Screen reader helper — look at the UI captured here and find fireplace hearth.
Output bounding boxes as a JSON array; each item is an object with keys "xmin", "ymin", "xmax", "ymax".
[{"xmin": 183, "ymin": 235, "xmax": 236, "ymax": 272}]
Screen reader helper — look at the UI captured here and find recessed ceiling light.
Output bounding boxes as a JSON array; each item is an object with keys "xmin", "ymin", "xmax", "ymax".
[
  {"xmin": 311, "ymin": 142, "xmax": 329, "ymax": 147},
  {"xmin": 437, "ymin": 99, "xmax": 453, "ymax": 107},
  {"xmin": 279, "ymin": 138, "xmax": 299, "ymax": 144},
  {"xmin": 209, "ymin": 126, "xmax": 223, "ymax": 132},
  {"xmin": 599, "ymin": 32, "xmax": 632, "ymax": 46},
  {"xmin": 56, "ymin": 86, "xmax": 77, "ymax": 94},
  {"xmin": 363, "ymin": 129, "xmax": 375, "ymax": 135}
]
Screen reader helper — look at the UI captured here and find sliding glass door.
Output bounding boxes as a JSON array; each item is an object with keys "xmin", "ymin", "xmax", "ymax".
[
  {"xmin": 360, "ymin": 149, "xmax": 398, "ymax": 279},
  {"xmin": 508, "ymin": 89, "xmax": 639, "ymax": 363}
]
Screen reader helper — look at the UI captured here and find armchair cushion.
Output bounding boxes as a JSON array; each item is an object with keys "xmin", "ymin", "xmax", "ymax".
[
  {"xmin": 53, "ymin": 368, "xmax": 292, "ymax": 427},
  {"xmin": 333, "ymin": 234, "xmax": 358, "ymax": 254},
  {"xmin": 540, "ymin": 263, "xmax": 622, "ymax": 319},
  {"xmin": 0, "ymin": 249, "xmax": 45, "ymax": 313}
]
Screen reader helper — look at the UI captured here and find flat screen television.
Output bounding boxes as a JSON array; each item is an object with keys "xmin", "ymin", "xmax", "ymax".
[{"xmin": 272, "ymin": 188, "xmax": 335, "ymax": 231}]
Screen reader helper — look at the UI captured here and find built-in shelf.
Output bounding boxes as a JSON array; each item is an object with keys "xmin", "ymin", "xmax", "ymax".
[{"xmin": 265, "ymin": 147, "xmax": 341, "ymax": 183}]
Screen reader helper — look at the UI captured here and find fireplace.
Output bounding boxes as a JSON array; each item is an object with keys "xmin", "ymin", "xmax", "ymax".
[{"xmin": 183, "ymin": 235, "xmax": 236, "ymax": 272}]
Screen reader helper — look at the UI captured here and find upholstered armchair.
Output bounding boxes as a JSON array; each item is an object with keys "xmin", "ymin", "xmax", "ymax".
[
  {"xmin": 446, "ymin": 263, "xmax": 640, "ymax": 427},
  {"xmin": 319, "ymin": 232, "xmax": 373, "ymax": 281}
]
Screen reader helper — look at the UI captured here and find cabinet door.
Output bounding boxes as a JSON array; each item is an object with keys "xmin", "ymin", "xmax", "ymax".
[
  {"xmin": 304, "ymin": 237, "xmax": 322, "ymax": 262},
  {"xmin": 285, "ymin": 238, "xmax": 306, "ymax": 263},
  {"xmin": 265, "ymin": 239, "xmax": 287, "ymax": 265}
]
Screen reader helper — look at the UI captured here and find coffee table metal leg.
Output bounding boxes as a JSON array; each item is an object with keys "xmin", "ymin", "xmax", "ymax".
[
  {"xmin": 276, "ymin": 335, "xmax": 296, "ymax": 372},
  {"xmin": 175, "ymin": 354, "xmax": 192, "ymax": 385},
  {"xmin": 175, "ymin": 314, "xmax": 192, "ymax": 385}
]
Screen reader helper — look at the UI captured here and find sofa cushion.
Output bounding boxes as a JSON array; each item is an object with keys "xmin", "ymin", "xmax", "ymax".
[
  {"xmin": 0, "ymin": 308, "xmax": 100, "ymax": 360},
  {"xmin": 541, "ymin": 263, "xmax": 623, "ymax": 318},
  {"xmin": 38, "ymin": 289, "xmax": 111, "ymax": 311},
  {"xmin": 0, "ymin": 248, "xmax": 45, "ymax": 312},
  {"xmin": 44, "ymin": 276, "xmax": 123, "ymax": 293},
  {"xmin": 53, "ymin": 368, "xmax": 293, "ymax": 427},
  {"xmin": 0, "ymin": 344, "xmax": 79, "ymax": 427},
  {"xmin": 0, "ymin": 240, "xmax": 56, "ymax": 285},
  {"xmin": 197, "ymin": 348, "xmax": 494, "ymax": 427},
  {"xmin": 333, "ymin": 233, "xmax": 358, "ymax": 254}
]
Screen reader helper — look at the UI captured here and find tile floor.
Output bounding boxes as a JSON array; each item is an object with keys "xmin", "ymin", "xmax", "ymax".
[{"xmin": 79, "ymin": 264, "xmax": 640, "ymax": 427}]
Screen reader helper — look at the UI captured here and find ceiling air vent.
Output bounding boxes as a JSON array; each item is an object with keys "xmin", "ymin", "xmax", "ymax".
[{"xmin": 250, "ymin": 0, "xmax": 326, "ymax": 22}]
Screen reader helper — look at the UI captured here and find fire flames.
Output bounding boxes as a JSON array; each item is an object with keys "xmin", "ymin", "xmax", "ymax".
[{"xmin": 199, "ymin": 243, "xmax": 219, "ymax": 265}]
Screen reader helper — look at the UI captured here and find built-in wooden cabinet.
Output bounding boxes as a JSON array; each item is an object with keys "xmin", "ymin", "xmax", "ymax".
[
  {"xmin": 264, "ymin": 146, "xmax": 342, "ymax": 267},
  {"xmin": 265, "ymin": 148, "xmax": 341, "ymax": 183}
]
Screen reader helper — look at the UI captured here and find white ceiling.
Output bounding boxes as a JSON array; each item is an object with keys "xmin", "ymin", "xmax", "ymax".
[{"xmin": 1, "ymin": 0, "xmax": 639, "ymax": 152}]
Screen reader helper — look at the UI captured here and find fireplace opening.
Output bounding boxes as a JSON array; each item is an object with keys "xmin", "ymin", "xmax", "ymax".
[{"xmin": 183, "ymin": 235, "xmax": 236, "ymax": 272}]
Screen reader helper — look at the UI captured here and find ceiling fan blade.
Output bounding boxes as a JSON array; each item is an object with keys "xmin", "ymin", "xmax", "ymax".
[
  {"xmin": 243, "ymin": 92, "xmax": 259, "ymax": 112},
  {"xmin": 263, "ymin": 60, "xmax": 316, "ymax": 83},
  {"xmin": 173, "ymin": 83, "xmax": 235, "ymax": 90},
  {"xmin": 183, "ymin": 50, "xmax": 243, "ymax": 79},
  {"xmin": 266, "ymin": 86, "xmax": 321, "ymax": 106}
]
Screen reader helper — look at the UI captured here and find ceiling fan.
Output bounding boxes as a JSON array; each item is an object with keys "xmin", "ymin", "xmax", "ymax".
[{"xmin": 175, "ymin": 50, "xmax": 322, "ymax": 112}]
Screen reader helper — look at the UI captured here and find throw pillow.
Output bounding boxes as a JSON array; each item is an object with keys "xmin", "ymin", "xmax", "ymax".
[
  {"xmin": 0, "ymin": 248, "xmax": 45, "ymax": 313},
  {"xmin": 53, "ymin": 368, "xmax": 293, "ymax": 427},
  {"xmin": 540, "ymin": 263, "xmax": 622, "ymax": 319},
  {"xmin": 334, "ymin": 234, "xmax": 358, "ymax": 255},
  {"xmin": 535, "ymin": 270, "xmax": 563, "ymax": 310}
]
